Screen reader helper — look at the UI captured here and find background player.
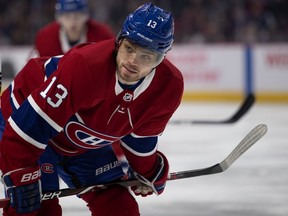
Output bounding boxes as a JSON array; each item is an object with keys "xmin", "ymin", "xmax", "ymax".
[
  {"xmin": 0, "ymin": 2, "xmax": 183, "ymax": 216},
  {"xmin": 33, "ymin": 0, "xmax": 114, "ymax": 57}
]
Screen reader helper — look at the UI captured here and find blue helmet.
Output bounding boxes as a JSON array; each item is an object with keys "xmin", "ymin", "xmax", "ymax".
[
  {"xmin": 117, "ymin": 2, "xmax": 174, "ymax": 54},
  {"xmin": 55, "ymin": 0, "xmax": 88, "ymax": 13}
]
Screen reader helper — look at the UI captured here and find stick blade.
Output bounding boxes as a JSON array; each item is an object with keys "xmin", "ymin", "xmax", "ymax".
[
  {"xmin": 220, "ymin": 124, "xmax": 268, "ymax": 171},
  {"xmin": 169, "ymin": 94, "xmax": 255, "ymax": 125},
  {"xmin": 192, "ymin": 94, "xmax": 255, "ymax": 124}
]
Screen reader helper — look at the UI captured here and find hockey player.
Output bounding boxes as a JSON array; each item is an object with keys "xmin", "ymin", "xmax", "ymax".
[
  {"xmin": 0, "ymin": 2, "xmax": 183, "ymax": 216},
  {"xmin": 34, "ymin": 0, "xmax": 114, "ymax": 57}
]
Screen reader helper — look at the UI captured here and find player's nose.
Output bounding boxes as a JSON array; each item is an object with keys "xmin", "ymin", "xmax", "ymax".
[{"xmin": 127, "ymin": 53, "xmax": 138, "ymax": 65}]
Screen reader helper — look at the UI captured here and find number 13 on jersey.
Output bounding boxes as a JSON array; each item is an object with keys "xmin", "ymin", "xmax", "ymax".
[{"xmin": 40, "ymin": 76, "xmax": 68, "ymax": 108}]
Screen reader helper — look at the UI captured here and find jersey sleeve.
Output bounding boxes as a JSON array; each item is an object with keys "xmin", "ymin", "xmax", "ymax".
[
  {"xmin": 30, "ymin": 53, "xmax": 95, "ymax": 127},
  {"xmin": 0, "ymin": 53, "xmax": 94, "ymax": 173},
  {"xmin": 1, "ymin": 57, "xmax": 48, "ymax": 121}
]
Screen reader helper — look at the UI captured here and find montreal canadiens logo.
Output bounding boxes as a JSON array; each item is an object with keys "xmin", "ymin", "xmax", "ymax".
[
  {"xmin": 64, "ymin": 121, "xmax": 120, "ymax": 149},
  {"xmin": 41, "ymin": 163, "xmax": 54, "ymax": 174}
]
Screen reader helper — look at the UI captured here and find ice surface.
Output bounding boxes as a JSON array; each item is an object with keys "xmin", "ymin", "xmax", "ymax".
[{"xmin": 1, "ymin": 102, "xmax": 288, "ymax": 216}]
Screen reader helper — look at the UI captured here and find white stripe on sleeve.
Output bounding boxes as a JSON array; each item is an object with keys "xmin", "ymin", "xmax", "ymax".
[
  {"xmin": 120, "ymin": 140, "xmax": 158, "ymax": 157},
  {"xmin": 28, "ymin": 95, "xmax": 63, "ymax": 132},
  {"xmin": 10, "ymin": 81, "xmax": 20, "ymax": 109}
]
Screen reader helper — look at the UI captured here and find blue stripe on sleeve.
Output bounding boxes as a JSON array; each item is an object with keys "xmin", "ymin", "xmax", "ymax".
[
  {"xmin": 121, "ymin": 134, "xmax": 158, "ymax": 156},
  {"xmin": 45, "ymin": 56, "xmax": 62, "ymax": 78},
  {"xmin": 11, "ymin": 100, "xmax": 59, "ymax": 145},
  {"xmin": 0, "ymin": 109, "xmax": 5, "ymax": 140}
]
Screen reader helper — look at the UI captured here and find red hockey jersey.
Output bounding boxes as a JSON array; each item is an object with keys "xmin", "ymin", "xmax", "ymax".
[{"xmin": 0, "ymin": 39, "xmax": 183, "ymax": 178}]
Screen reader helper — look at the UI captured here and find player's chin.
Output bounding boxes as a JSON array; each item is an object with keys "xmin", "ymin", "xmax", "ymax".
[
  {"xmin": 119, "ymin": 72, "xmax": 139, "ymax": 84},
  {"xmin": 121, "ymin": 73, "xmax": 137, "ymax": 83}
]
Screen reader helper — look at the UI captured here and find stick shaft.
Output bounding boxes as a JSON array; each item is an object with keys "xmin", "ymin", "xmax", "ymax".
[{"xmin": 0, "ymin": 124, "xmax": 267, "ymax": 208}]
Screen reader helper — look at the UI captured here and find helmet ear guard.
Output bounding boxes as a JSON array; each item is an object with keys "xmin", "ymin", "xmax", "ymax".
[{"xmin": 116, "ymin": 2, "xmax": 174, "ymax": 55}]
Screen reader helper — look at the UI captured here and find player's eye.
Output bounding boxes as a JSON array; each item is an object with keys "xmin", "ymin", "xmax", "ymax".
[
  {"xmin": 124, "ymin": 44, "xmax": 134, "ymax": 54},
  {"xmin": 140, "ymin": 55, "xmax": 152, "ymax": 61}
]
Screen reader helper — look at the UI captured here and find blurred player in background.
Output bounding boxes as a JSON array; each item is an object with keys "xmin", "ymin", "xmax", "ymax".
[
  {"xmin": 0, "ymin": 2, "xmax": 183, "ymax": 216},
  {"xmin": 34, "ymin": 0, "xmax": 114, "ymax": 57}
]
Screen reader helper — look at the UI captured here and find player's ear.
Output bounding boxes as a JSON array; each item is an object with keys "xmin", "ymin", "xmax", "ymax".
[{"xmin": 115, "ymin": 34, "xmax": 124, "ymax": 51}]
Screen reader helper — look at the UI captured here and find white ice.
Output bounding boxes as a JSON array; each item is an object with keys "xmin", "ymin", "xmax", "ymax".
[{"xmin": 1, "ymin": 102, "xmax": 288, "ymax": 216}]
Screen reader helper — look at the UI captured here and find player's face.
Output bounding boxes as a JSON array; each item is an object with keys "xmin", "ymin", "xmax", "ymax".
[
  {"xmin": 57, "ymin": 12, "xmax": 88, "ymax": 41},
  {"xmin": 116, "ymin": 39, "xmax": 164, "ymax": 84}
]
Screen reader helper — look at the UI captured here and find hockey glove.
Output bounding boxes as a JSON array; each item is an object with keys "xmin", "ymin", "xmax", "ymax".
[
  {"xmin": 2, "ymin": 165, "xmax": 42, "ymax": 214},
  {"xmin": 130, "ymin": 151, "xmax": 169, "ymax": 197}
]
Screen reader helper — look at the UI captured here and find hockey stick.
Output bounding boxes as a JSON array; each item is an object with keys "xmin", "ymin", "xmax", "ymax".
[
  {"xmin": 0, "ymin": 124, "xmax": 267, "ymax": 208},
  {"xmin": 170, "ymin": 93, "xmax": 255, "ymax": 124}
]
